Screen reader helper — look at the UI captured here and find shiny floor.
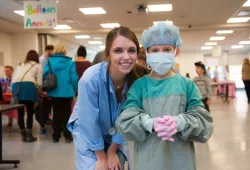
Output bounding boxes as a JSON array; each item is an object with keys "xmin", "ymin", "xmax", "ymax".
[{"xmin": 1, "ymin": 90, "xmax": 250, "ymax": 170}]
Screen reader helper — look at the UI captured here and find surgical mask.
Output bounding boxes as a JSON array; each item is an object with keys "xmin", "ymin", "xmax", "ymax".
[{"xmin": 146, "ymin": 50, "xmax": 176, "ymax": 76}]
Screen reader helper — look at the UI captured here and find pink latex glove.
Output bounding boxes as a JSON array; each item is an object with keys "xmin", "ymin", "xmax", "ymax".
[
  {"xmin": 153, "ymin": 117, "xmax": 176, "ymax": 142},
  {"xmin": 153, "ymin": 117, "xmax": 166, "ymax": 131},
  {"xmin": 158, "ymin": 116, "xmax": 177, "ymax": 141}
]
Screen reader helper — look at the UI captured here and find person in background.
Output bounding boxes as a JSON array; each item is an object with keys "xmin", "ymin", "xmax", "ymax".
[
  {"xmin": 39, "ymin": 45, "xmax": 54, "ymax": 69},
  {"xmin": 213, "ymin": 65, "xmax": 219, "ymax": 82},
  {"xmin": 92, "ymin": 51, "xmax": 106, "ymax": 65},
  {"xmin": 116, "ymin": 23, "xmax": 213, "ymax": 170},
  {"xmin": 43, "ymin": 44, "xmax": 78, "ymax": 143},
  {"xmin": 1, "ymin": 66, "xmax": 14, "ymax": 127},
  {"xmin": 242, "ymin": 58, "xmax": 250, "ymax": 104},
  {"xmin": 75, "ymin": 46, "xmax": 91, "ymax": 81},
  {"xmin": 12, "ymin": 50, "xmax": 42, "ymax": 142},
  {"xmin": 194, "ymin": 61, "xmax": 212, "ymax": 111},
  {"xmin": 186, "ymin": 72, "xmax": 190, "ymax": 78},
  {"xmin": 225, "ymin": 65, "xmax": 230, "ymax": 80},
  {"xmin": 40, "ymin": 45, "xmax": 54, "ymax": 125},
  {"xmin": 207, "ymin": 66, "xmax": 211, "ymax": 79}
]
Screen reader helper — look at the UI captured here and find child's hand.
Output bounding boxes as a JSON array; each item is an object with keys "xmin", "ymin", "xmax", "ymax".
[{"xmin": 206, "ymin": 99, "xmax": 211, "ymax": 105}]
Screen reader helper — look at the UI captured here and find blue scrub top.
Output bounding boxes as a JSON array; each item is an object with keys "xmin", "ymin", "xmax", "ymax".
[{"xmin": 67, "ymin": 62, "xmax": 128, "ymax": 151}]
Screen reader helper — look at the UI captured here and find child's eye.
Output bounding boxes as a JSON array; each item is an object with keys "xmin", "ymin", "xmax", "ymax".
[
  {"xmin": 152, "ymin": 49, "xmax": 159, "ymax": 53},
  {"xmin": 164, "ymin": 49, "xmax": 171, "ymax": 52}
]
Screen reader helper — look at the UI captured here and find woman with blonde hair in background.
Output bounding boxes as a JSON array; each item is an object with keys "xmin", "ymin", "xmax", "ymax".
[
  {"xmin": 242, "ymin": 58, "xmax": 250, "ymax": 104},
  {"xmin": 43, "ymin": 44, "xmax": 78, "ymax": 143}
]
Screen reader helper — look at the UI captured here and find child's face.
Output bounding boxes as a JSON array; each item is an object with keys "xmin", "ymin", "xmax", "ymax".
[
  {"xmin": 196, "ymin": 66, "xmax": 204, "ymax": 75},
  {"xmin": 148, "ymin": 44, "xmax": 176, "ymax": 54}
]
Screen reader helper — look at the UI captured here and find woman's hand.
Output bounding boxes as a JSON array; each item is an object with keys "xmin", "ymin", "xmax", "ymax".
[
  {"xmin": 107, "ymin": 143, "xmax": 122, "ymax": 170},
  {"xmin": 95, "ymin": 150, "xmax": 108, "ymax": 170},
  {"xmin": 107, "ymin": 150, "xmax": 122, "ymax": 170},
  {"xmin": 95, "ymin": 159, "xmax": 109, "ymax": 170}
]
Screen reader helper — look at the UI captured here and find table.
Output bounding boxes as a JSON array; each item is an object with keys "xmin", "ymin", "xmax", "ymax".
[
  {"xmin": 210, "ymin": 81, "xmax": 235, "ymax": 103},
  {"xmin": 0, "ymin": 104, "xmax": 24, "ymax": 168}
]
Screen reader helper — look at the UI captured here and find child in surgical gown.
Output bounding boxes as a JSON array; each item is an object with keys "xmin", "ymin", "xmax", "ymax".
[{"xmin": 115, "ymin": 23, "xmax": 214, "ymax": 170}]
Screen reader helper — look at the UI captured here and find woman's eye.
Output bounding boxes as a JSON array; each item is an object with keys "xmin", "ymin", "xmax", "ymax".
[
  {"xmin": 152, "ymin": 49, "xmax": 158, "ymax": 53},
  {"xmin": 128, "ymin": 49, "xmax": 136, "ymax": 53},
  {"xmin": 114, "ymin": 49, "xmax": 123, "ymax": 53}
]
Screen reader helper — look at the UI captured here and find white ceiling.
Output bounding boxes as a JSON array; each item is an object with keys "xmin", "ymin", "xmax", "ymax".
[{"xmin": 0, "ymin": 0, "xmax": 250, "ymax": 53}]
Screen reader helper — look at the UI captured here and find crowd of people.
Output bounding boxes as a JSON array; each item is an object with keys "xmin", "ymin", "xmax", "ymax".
[{"xmin": 1, "ymin": 44, "xmax": 105, "ymax": 143}]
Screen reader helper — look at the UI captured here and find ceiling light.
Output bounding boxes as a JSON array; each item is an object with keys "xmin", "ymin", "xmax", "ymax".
[
  {"xmin": 79, "ymin": 7, "xmax": 106, "ymax": 15},
  {"xmin": 56, "ymin": 1, "xmax": 59, "ymax": 3},
  {"xmin": 14, "ymin": 10, "xmax": 25, "ymax": 17},
  {"xmin": 147, "ymin": 4, "xmax": 172, "ymax": 12},
  {"xmin": 227, "ymin": 17, "xmax": 250, "ymax": 23},
  {"xmin": 210, "ymin": 36, "xmax": 225, "ymax": 41},
  {"xmin": 75, "ymin": 35, "xmax": 90, "ymax": 39},
  {"xmin": 100, "ymin": 45, "xmax": 105, "ymax": 49},
  {"xmin": 153, "ymin": 20, "xmax": 173, "ymax": 25},
  {"xmin": 54, "ymin": 25, "xmax": 71, "ymax": 30},
  {"xmin": 237, "ymin": 10, "xmax": 250, "ymax": 16},
  {"xmin": 231, "ymin": 45, "xmax": 244, "ymax": 49},
  {"xmin": 88, "ymin": 41, "xmax": 102, "ymax": 45},
  {"xmin": 239, "ymin": 41, "xmax": 250, "ymax": 44},
  {"xmin": 100, "ymin": 23, "xmax": 120, "ymax": 28},
  {"xmin": 243, "ymin": 0, "xmax": 250, "ymax": 7},
  {"xmin": 216, "ymin": 30, "xmax": 234, "ymax": 34},
  {"xmin": 205, "ymin": 42, "xmax": 218, "ymax": 46},
  {"xmin": 201, "ymin": 46, "xmax": 213, "ymax": 50}
]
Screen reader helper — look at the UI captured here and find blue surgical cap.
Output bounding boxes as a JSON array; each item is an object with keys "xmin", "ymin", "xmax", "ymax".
[{"xmin": 142, "ymin": 22, "xmax": 183, "ymax": 49}]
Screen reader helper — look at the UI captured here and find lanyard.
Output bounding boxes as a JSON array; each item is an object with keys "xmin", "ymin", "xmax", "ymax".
[{"xmin": 106, "ymin": 70, "xmax": 114, "ymax": 128}]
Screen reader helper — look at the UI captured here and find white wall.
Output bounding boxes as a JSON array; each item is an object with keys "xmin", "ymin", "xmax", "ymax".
[
  {"xmin": 177, "ymin": 52, "xmax": 204, "ymax": 78},
  {"xmin": 0, "ymin": 33, "xmax": 12, "ymax": 77},
  {"xmin": 177, "ymin": 51, "xmax": 250, "ymax": 79},
  {"xmin": 10, "ymin": 32, "xmax": 38, "ymax": 67}
]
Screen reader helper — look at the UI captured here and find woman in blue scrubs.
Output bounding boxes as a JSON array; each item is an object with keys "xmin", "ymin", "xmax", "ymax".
[{"xmin": 67, "ymin": 26, "xmax": 147, "ymax": 170}]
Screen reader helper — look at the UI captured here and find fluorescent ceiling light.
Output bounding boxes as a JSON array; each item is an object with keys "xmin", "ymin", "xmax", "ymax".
[
  {"xmin": 79, "ymin": 7, "xmax": 106, "ymax": 15},
  {"xmin": 243, "ymin": 0, "xmax": 250, "ymax": 7},
  {"xmin": 88, "ymin": 41, "xmax": 102, "ymax": 45},
  {"xmin": 205, "ymin": 42, "xmax": 218, "ymax": 46},
  {"xmin": 201, "ymin": 46, "xmax": 213, "ymax": 50},
  {"xmin": 100, "ymin": 45, "xmax": 105, "ymax": 49},
  {"xmin": 147, "ymin": 4, "xmax": 172, "ymax": 12},
  {"xmin": 56, "ymin": 1, "xmax": 59, "ymax": 3},
  {"xmin": 75, "ymin": 35, "xmax": 90, "ymax": 39},
  {"xmin": 153, "ymin": 20, "xmax": 173, "ymax": 25},
  {"xmin": 227, "ymin": 17, "xmax": 250, "ymax": 23},
  {"xmin": 239, "ymin": 41, "xmax": 250, "ymax": 44},
  {"xmin": 231, "ymin": 45, "xmax": 244, "ymax": 49},
  {"xmin": 210, "ymin": 36, "xmax": 225, "ymax": 41},
  {"xmin": 216, "ymin": 30, "xmax": 234, "ymax": 34},
  {"xmin": 14, "ymin": 10, "xmax": 25, "ymax": 16},
  {"xmin": 54, "ymin": 25, "xmax": 71, "ymax": 30},
  {"xmin": 100, "ymin": 23, "xmax": 120, "ymax": 28}
]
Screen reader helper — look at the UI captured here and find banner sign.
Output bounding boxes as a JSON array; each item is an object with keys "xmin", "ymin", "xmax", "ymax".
[{"xmin": 24, "ymin": 1, "xmax": 57, "ymax": 29}]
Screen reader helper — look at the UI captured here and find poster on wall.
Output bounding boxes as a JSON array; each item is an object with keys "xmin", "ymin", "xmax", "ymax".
[{"xmin": 24, "ymin": 1, "xmax": 57, "ymax": 29}]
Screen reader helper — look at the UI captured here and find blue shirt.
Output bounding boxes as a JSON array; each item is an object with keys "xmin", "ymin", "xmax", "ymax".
[
  {"xmin": 67, "ymin": 62, "xmax": 127, "ymax": 151},
  {"xmin": 39, "ymin": 55, "xmax": 47, "ymax": 69}
]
